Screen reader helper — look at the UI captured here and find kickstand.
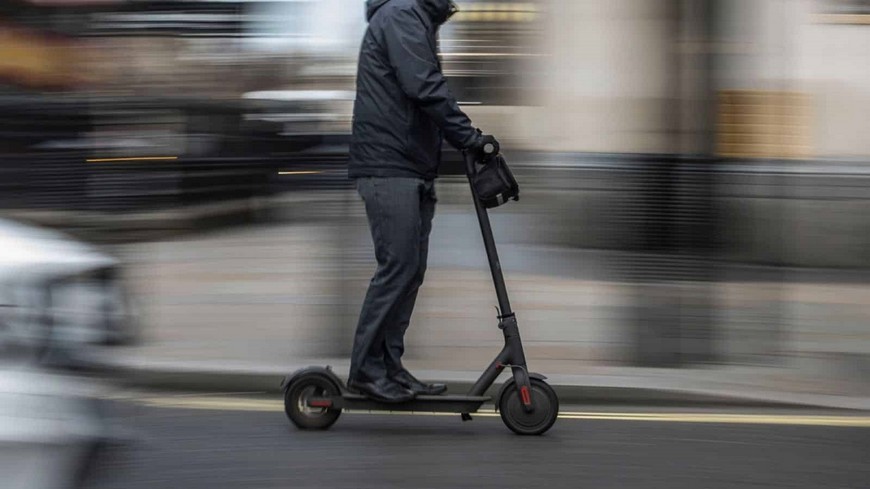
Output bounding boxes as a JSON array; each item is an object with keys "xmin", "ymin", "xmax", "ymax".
[{"xmin": 460, "ymin": 413, "xmax": 473, "ymax": 422}]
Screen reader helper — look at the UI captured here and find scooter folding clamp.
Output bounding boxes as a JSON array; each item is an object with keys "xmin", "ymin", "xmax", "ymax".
[{"xmin": 498, "ymin": 314, "xmax": 518, "ymax": 330}]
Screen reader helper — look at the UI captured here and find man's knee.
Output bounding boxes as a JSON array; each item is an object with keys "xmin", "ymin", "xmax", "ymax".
[{"xmin": 384, "ymin": 249, "xmax": 420, "ymax": 284}]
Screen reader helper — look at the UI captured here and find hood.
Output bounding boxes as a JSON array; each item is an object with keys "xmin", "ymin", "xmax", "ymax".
[
  {"xmin": 366, "ymin": 0, "xmax": 392, "ymax": 21},
  {"xmin": 419, "ymin": 0, "xmax": 454, "ymax": 25},
  {"xmin": 366, "ymin": 0, "xmax": 455, "ymax": 25}
]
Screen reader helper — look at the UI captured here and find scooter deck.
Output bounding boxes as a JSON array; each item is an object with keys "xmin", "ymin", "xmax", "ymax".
[{"xmin": 325, "ymin": 393, "xmax": 490, "ymax": 413}]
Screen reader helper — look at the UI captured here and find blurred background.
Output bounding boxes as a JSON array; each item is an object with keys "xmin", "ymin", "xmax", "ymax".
[{"xmin": 1, "ymin": 0, "xmax": 869, "ymax": 488}]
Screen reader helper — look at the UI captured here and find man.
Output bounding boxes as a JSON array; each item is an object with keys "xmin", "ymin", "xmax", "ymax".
[{"xmin": 347, "ymin": 0, "xmax": 497, "ymax": 402}]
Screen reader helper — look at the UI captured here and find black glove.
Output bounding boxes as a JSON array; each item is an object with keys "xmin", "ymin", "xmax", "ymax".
[{"xmin": 467, "ymin": 133, "xmax": 500, "ymax": 163}]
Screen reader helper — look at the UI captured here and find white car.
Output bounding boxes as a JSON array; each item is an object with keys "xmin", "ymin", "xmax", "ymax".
[
  {"xmin": 0, "ymin": 218, "xmax": 135, "ymax": 489},
  {"xmin": 0, "ymin": 369, "xmax": 110, "ymax": 489},
  {"xmin": 0, "ymin": 218, "xmax": 137, "ymax": 362}
]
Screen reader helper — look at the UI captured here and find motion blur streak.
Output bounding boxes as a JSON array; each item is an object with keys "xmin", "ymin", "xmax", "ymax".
[
  {"xmin": 86, "ymin": 156, "xmax": 178, "ymax": 163},
  {"xmin": 278, "ymin": 170, "xmax": 323, "ymax": 175},
  {"xmin": 1, "ymin": 0, "xmax": 869, "ymax": 488}
]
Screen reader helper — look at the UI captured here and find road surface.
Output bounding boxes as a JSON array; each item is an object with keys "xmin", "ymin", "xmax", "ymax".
[{"xmin": 84, "ymin": 394, "xmax": 870, "ymax": 489}]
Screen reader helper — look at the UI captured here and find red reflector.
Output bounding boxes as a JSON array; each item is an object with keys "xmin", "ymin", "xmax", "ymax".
[
  {"xmin": 520, "ymin": 386, "xmax": 531, "ymax": 405},
  {"xmin": 309, "ymin": 400, "xmax": 332, "ymax": 408},
  {"xmin": 495, "ymin": 362, "xmax": 503, "ymax": 369}
]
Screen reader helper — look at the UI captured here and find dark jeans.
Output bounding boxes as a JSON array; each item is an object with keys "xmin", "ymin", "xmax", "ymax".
[{"xmin": 350, "ymin": 177, "xmax": 437, "ymax": 382}]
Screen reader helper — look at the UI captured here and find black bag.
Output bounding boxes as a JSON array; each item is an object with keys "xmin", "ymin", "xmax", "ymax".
[{"xmin": 471, "ymin": 153, "xmax": 520, "ymax": 208}]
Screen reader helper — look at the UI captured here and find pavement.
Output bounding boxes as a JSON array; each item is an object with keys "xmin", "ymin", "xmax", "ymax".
[
  {"xmin": 101, "ymin": 356, "xmax": 870, "ymax": 410},
  {"xmin": 82, "ymin": 396, "xmax": 870, "ymax": 489},
  {"xmin": 13, "ymin": 184, "xmax": 851, "ymax": 411}
]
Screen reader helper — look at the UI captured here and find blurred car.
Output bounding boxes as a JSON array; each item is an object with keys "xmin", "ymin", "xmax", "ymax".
[
  {"xmin": 0, "ymin": 218, "xmax": 133, "ymax": 489},
  {"xmin": 0, "ymin": 369, "xmax": 110, "ymax": 489},
  {"xmin": 0, "ymin": 218, "xmax": 137, "ymax": 362}
]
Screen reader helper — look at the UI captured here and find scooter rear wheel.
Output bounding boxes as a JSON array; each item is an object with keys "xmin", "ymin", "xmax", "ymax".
[
  {"xmin": 284, "ymin": 373, "xmax": 342, "ymax": 430},
  {"xmin": 498, "ymin": 378, "xmax": 559, "ymax": 435}
]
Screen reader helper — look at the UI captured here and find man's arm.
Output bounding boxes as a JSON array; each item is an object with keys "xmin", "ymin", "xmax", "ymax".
[{"xmin": 381, "ymin": 7, "xmax": 479, "ymax": 150}]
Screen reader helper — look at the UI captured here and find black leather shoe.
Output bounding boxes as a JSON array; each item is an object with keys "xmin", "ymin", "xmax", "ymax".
[
  {"xmin": 347, "ymin": 377, "xmax": 415, "ymax": 403},
  {"xmin": 390, "ymin": 370, "xmax": 447, "ymax": 396}
]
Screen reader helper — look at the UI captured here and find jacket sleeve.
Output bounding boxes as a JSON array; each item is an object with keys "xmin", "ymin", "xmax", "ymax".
[{"xmin": 380, "ymin": 7, "xmax": 479, "ymax": 149}]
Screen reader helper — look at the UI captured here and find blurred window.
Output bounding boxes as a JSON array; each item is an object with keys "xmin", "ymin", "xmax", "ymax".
[
  {"xmin": 88, "ymin": 1, "xmax": 246, "ymax": 37},
  {"xmin": 243, "ymin": 0, "xmax": 365, "ymax": 55},
  {"xmin": 0, "ymin": 21, "xmax": 83, "ymax": 89},
  {"xmin": 716, "ymin": 90, "xmax": 812, "ymax": 160},
  {"xmin": 440, "ymin": 1, "xmax": 544, "ymax": 106},
  {"xmin": 822, "ymin": 0, "xmax": 870, "ymax": 14}
]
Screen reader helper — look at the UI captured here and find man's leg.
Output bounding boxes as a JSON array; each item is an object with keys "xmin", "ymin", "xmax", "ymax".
[
  {"xmin": 383, "ymin": 179, "xmax": 435, "ymax": 376},
  {"xmin": 349, "ymin": 177, "xmax": 425, "ymax": 386},
  {"xmin": 380, "ymin": 180, "xmax": 448, "ymax": 395}
]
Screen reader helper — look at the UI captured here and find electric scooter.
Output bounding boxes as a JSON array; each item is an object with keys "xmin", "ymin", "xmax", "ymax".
[{"xmin": 282, "ymin": 143, "xmax": 559, "ymax": 435}]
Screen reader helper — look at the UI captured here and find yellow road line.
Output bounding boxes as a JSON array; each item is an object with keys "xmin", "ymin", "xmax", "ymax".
[
  {"xmin": 135, "ymin": 397, "xmax": 870, "ymax": 427},
  {"xmin": 558, "ymin": 413, "xmax": 870, "ymax": 427},
  {"xmin": 143, "ymin": 397, "xmax": 282, "ymax": 412},
  {"xmin": 86, "ymin": 156, "xmax": 178, "ymax": 163}
]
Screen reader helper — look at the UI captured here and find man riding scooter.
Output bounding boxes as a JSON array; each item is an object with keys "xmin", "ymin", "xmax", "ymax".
[{"xmin": 347, "ymin": 0, "xmax": 499, "ymax": 403}]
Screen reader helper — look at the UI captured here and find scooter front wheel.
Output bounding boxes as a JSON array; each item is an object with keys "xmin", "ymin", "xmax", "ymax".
[
  {"xmin": 498, "ymin": 378, "xmax": 559, "ymax": 435},
  {"xmin": 284, "ymin": 373, "xmax": 342, "ymax": 430}
]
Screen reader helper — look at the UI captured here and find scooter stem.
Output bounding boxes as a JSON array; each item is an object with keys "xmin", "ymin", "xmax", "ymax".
[{"xmin": 464, "ymin": 152, "xmax": 513, "ymax": 316}]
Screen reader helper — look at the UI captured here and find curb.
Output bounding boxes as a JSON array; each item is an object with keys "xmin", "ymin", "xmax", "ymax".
[{"xmin": 113, "ymin": 364, "xmax": 867, "ymax": 410}]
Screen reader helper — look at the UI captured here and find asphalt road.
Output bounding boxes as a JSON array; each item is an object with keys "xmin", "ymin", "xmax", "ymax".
[{"xmin": 83, "ymin": 395, "xmax": 869, "ymax": 489}]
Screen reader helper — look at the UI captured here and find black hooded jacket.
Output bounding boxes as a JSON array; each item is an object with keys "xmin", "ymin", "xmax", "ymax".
[{"xmin": 348, "ymin": 0, "xmax": 478, "ymax": 180}]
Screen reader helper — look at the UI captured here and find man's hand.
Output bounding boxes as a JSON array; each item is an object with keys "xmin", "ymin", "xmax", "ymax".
[{"xmin": 467, "ymin": 134, "xmax": 500, "ymax": 163}]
